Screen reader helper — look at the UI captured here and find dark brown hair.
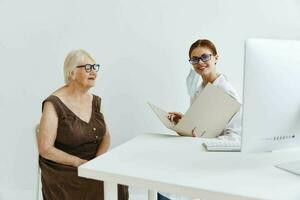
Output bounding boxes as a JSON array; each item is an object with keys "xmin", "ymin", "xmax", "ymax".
[{"xmin": 189, "ymin": 39, "xmax": 218, "ymax": 58}]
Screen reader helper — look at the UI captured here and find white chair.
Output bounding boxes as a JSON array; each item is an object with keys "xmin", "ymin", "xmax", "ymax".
[{"xmin": 35, "ymin": 124, "xmax": 42, "ymax": 200}]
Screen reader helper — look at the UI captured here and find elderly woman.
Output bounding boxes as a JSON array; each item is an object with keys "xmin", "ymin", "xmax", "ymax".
[
  {"xmin": 159, "ymin": 39, "xmax": 242, "ymax": 200},
  {"xmin": 37, "ymin": 50, "xmax": 128, "ymax": 200}
]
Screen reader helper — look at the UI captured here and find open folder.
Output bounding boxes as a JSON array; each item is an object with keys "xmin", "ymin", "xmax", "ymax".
[{"xmin": 148, "ymin": 83, "xmax": 241, "ymax": 137}]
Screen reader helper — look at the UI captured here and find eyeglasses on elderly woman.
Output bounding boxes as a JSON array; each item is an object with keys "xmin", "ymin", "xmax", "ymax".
[{"xmin": 76, "ymin": 64, "xmax": 100, "ymax": 72}]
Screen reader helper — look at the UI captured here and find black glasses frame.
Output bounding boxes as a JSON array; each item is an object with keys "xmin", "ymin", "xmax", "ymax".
[{"xmin": 76, "ymin": 64, "xmax": 100, "ymax": 72}]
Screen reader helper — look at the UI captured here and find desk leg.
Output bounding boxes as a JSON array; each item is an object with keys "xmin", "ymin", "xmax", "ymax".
[
  {"xmin": 104, "ymin": 181, "xmax": 117, "ymax": 200},
  {"xmin": 148, "ymin": 190, "xmax": 157, "ymax": 200}
]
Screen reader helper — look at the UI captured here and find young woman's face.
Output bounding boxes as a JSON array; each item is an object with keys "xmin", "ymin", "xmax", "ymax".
[{"xmin": 190, "ymin": 46, "xmax": 218, "ymax": 76}]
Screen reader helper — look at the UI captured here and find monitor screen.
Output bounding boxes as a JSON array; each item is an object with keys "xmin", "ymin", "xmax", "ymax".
[{"xmin": 241, "ymin": 38, "xmax": 300, "ymax": 152}]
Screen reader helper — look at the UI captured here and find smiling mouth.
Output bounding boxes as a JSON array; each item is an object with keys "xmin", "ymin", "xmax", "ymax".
[
  {"xmin": 196, "ymin": 66, "xmax": 207, "ymax": 71},
  {"xmin": 88, "ymin": 77, "xmax": 95, "ymax": 80}
]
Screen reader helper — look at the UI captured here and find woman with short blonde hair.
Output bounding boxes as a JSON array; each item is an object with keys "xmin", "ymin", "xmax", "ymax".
[{"xmin": 37, "ymin": 49, "xmax": 128, "ymax": 200}]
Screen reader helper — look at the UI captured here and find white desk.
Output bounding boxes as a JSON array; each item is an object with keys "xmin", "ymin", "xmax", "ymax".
[{"xmin": 78, "ymin": 133, "xmax": 300, "ymax": 200}]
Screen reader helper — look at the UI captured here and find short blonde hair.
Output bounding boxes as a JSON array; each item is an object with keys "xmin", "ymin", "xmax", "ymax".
[{"xmin": 63, "ymin": 49, "xmax": 96, "ymax": 84}]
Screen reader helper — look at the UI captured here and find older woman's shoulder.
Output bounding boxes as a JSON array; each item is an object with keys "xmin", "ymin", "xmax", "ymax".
[
  {"xmin": 41, "ymin": 95, "xmax": 63, "ymax": 115},
  {"xmin": 92, "ymin": 93, "xmax": 103, "ymax": 106},
  {"xmin": 92, "ymin": 94, "xmax": 102, "ymax": 101},
  {"xmin": 92, "ymin": 94, "xmax": 105, "ymax": 113}
]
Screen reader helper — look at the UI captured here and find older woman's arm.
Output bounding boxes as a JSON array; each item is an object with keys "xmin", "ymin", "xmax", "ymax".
[
  {"xmin": 96, "ymin": 128, "xmax": 111, "ymax": 156},
  {"xmin": 37, "ymin": 101, "xmax": 87, "ymax": 167}
]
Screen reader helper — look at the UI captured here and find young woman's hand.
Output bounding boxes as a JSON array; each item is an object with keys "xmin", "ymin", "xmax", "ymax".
[
  {"xmin": 176, "ymin": 129, "xmax": 197, "ymax": 137},
  {"xmin": 167, "ymin": 112, "xmax": 183, "ymax": 124},
  {"xmin": 191, "ymin": 127, "xmax": 197, "ymax": 137}
]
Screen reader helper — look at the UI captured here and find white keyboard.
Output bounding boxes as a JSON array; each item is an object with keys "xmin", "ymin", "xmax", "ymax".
[
  {"xmin": 275, "ymin": 160, "xmax": 300, "ymax": 176},
  {"xmin": 203, "ymin": 140, "xmax": 241, "ymax": 152}
]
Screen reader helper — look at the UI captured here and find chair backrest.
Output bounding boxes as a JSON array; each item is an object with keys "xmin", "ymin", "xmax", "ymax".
[
  {"xmin": 35, "ymin": 124, "xmax": 40, "ymax": 135},
  {"xmin": 35, "ymin": 124, "xmax": 42, "ymax": 200},
  {"xmin": 35, "ymin": 124, "xmax": 40, "ymax": 151}
]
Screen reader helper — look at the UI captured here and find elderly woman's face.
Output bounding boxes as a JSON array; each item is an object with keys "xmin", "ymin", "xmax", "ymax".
[
  {"xmin": 190, "ymin": 46, "xmax": 218, "ymax": 77},
  {"xmin": 73, "ymin": 57, "xmax": 98, "ymax": 88}
]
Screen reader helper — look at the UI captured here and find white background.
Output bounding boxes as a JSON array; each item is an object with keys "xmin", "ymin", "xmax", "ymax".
[{"xmin": 0, "ymin": 0, "xmax": 300, "ymax": 199}]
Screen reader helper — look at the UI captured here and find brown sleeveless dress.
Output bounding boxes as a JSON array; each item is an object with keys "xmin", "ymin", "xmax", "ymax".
[{"xmin": 39, "ymin": 95, "xmax": 128, "ymax": 200}]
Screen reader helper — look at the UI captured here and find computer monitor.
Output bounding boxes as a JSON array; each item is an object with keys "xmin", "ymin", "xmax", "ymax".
[{"xmin": 241, "ymin": 38, "xmax": 300, "ymax": 153}]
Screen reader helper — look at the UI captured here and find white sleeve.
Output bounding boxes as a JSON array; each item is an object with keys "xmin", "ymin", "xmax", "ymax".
[
  {"xmin": 217, "ymin": 108, "xmax": 242, "ymax": 142},
  {"xmin": 190, "ymin": 79, "xmax": 242, "ymax": 142},
  {"xmin": 216, "ymin": 82, "xmax": 242, "ymax": 142}
]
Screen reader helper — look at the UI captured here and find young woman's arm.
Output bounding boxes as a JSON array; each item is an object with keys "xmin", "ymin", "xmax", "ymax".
[{"xmin": 218, "ymin": 108, "xmax": 242, "ymax": 141}]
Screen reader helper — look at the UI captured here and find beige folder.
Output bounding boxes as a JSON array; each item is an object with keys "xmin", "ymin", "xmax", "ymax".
[{"xmin": 148, "ymin": 83, "xmax": 241, "ymax": 138}]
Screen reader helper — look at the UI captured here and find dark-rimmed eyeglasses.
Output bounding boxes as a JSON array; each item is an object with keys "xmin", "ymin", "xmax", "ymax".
[
  {"xmin": 76, "ymin": 64, "xmax": 100, "ymax": 72},
  {"xmin": 189, "ymin": 54, "xmax": 212, "ymax": 65}
]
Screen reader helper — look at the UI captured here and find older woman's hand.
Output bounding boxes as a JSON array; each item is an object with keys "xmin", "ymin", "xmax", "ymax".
[{"xmin": 73, "ymin": 158, "xmax": 88, "ymax": 167}]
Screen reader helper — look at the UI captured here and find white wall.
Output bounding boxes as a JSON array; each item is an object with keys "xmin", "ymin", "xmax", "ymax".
[{"xmin": 0, "ymin": 0, "xmax": 300, "ymax": 199}]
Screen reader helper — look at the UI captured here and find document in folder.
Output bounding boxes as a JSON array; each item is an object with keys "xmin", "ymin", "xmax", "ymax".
[{"xmin": 148, "ymin": 83, "xmax": 241, "ymax": 138}]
